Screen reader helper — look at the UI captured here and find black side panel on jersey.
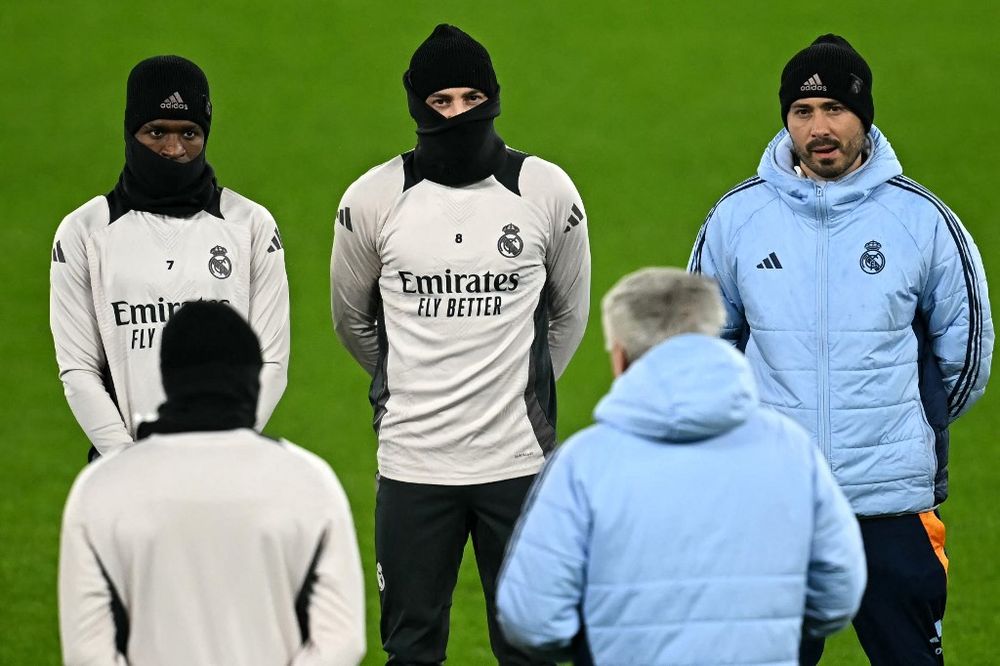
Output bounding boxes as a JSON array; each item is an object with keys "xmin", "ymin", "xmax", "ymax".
[
  {"xmin": 369, "ymin": 299, "xmax": 391, "ymax": 433},
  {"xmin": 95, "ymin": 550, "xmax": 130, "ymax": 655},
  {"xmin": 105, "ymin": 186, "xmax": 224, "ymax": 224},
  {"xmin": 524, "ymin": 288, "xmax": 557, "ymax": 454},
  {"xmin": 102, "ymin": 363, "xmax": 121, "ymax": 414},
  {"xmin": 401, "ymin": 151, "xmax": 420, "ymax": 192},
  {"xmin": 88, "ymin": 363, "xmax": 125, "ymax": 461},
  {"xmin": 295, "ymin": 530, "xmax": 327, "ymax": 643},
  {"xmin": 494, "ymin": 148, "xmax": 530, "ymax": 196}
]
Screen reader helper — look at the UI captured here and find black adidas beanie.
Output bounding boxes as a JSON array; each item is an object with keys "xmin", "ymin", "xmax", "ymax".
[
  {"xmin": 125, "ymin": 55, "xmax": 212, "ymax": 136},
  {"xmin": 160, "ymin": 301, "xmax": 262, "ymax": 398},
  {"xmin": 405, "ymin": 24, "xmax": 498, "ymax": 99},
  {"xmin": 779, "ymin": 34, "xmax": 874, "ymax": 131}
]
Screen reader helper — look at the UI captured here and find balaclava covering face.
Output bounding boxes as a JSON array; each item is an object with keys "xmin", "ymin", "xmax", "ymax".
[
  {"xmin": 113, "ymin": 55, "xmax": 218, "ymax": 216},
  {"xmin": 404, "ymin": 24, "xmax": 507, "ymax": 186},
  {"xmin": 136, "ymin": 301, "xmax": 262, "ymax": 439}
]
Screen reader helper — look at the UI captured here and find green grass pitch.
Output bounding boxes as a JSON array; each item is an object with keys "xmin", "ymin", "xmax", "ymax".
[{"xmin": 1, "ymin": 1, "xmax": 997, "ymax": 663}]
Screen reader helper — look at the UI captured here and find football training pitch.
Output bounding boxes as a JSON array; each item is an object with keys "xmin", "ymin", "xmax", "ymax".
[{"xmin": 2, "ymin": 1, "xmax": 996, "ymax": 663}]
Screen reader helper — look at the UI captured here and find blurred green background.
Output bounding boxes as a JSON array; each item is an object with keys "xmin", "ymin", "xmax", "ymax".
[{"xmin": 1, "ymin": 1, "xmax": 996, "ymax": 663}]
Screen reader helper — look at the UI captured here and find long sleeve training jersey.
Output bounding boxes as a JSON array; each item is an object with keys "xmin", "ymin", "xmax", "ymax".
[
  {"xmin": 331, "ymin": 149, "xmax": 590, "ymax": 485},
  {"xmin": 58, "ymin": 429, "xmax": 366, "ymax": 666},
  {"xmin": 50, "ymin": 188, "xmax": 291, "ymax": 455}
]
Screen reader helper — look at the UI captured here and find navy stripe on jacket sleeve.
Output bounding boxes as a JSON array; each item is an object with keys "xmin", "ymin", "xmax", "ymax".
[
  {"xmin": 887, "ymin": 176, "xmax": 984, "ymax": 418},
  {"xmin": 689, "ymin": 176, "xmax": 763, "ymax": 274}
]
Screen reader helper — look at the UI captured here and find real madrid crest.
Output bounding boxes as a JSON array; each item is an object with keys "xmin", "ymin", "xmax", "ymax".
[
  {"xmin": 859, "ymin": 240, "xmax": 885, "ymax": 275},
  {"xmin": 209, "ymin": 245, "xmax": 232, "ymax": 279},
  {"xmin": 497, "ymin": 223, "xmax": 523, "ymax": 258}
]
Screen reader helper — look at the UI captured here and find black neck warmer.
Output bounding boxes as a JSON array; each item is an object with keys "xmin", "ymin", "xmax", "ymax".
[
  {"xmin": 406, "ymin": 79, "xmax": 507, "ymax": 186},
  {"xmin": 136, "ymin": 364, "xmax": 259, "ymax": 439},
  {"xmin": 111, "ymin": 132, "xmax": 219, "ymax": 217}
]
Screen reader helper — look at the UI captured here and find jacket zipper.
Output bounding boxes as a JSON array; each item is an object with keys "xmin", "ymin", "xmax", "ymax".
[{"xmin": 815, "ymin": 185, "xmax": 832, "ymax": 466}]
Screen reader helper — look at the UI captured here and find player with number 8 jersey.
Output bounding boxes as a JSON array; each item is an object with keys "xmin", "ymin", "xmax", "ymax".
[
  {"xmin": 332, "ymin": 31, "xmax": 590, "ymax": 487},
  {"xmin": 50, "ymin": 56, "xmax": 290, "ymax": 460},
  {"xmin": 333, "ymin": 152, "xmax": 588, "ymax": 483},
  {"xmin": 331, "ymin": 24, "xmax": 590, "ymax": 665}
]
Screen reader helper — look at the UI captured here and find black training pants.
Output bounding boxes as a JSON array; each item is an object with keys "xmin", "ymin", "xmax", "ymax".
[
  {"xmin": 375, "ymin": 474, "xmax": 552, "ymax": 666},
  {"xmin": 800, "ymin": 511, "xmax": 948, "ymax": 665}
]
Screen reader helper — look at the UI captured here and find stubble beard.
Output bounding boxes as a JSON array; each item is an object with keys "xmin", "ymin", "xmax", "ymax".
[{"xmin": 793, "ymin": 131, "xmax": 866, "ymax": 180}]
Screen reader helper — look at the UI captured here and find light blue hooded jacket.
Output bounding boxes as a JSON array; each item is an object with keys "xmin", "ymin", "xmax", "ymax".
[
  {"xmin": 496, "ymin": 335, "xmax": 865, "ymax": 665},
  {"xmin": 690, "ymin": 127, "xmax": 993, "ymax": 516}
]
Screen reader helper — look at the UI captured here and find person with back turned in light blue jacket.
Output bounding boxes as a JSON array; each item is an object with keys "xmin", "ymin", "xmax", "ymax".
[
  {"xmin": 689, "ymin": 35, "xmax": 993, "ymax": 665},
  {"xmin": 496, "ymin": 268, "xmax": 866, "ymax": 665}
]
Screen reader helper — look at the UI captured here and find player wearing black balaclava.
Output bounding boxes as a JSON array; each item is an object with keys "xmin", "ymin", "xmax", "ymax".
[
  {"xmin": 113, "ymin": 55, "xmax": 219, "ymax": 216},
  {"xmin": 50, "ymin": 55, "xmax": 290, "ymax": 461},
  {"xmin": 402, "ymin": 24, "xmax": 506, "ymax": 186},
  {"xmin": 331, "ymin": 24, "xmax": 591, "ymax": 665}
]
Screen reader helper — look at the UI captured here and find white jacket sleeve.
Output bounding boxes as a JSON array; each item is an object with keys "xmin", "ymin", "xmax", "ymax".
[
  {"xmin": 330, "ymin": 188, "xmax": 382, "ymax": 376},
  {"xmin": 803, "ymin": 446, "xmax": 867, "ymax": 638},
  {"xmin": 50, "ymin": 211, "xmax": 132, "ymax": 454},
  {"xmin": 58, "ymin": 469, "xmax": 129, "ymax": 666},
  {"xmin": 496, "ymin": 446, "xmax": 587, "ymax": 660},
  {"xmin": 290, "ymin": 472, "xmax": 367, "ymax": 666},
  {"xmin": 249, "ymin": 212, "xmax": 290, "ymax": 428}
]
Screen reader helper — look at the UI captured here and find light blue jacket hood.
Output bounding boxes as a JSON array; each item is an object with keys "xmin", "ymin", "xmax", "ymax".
[
  {"xmin": 594, "ymin": 334, "xmax": 758, "ymax": 442},
  {"xmin": 757, "ymin": 126, "xmax": 903, "ymax": 219}
]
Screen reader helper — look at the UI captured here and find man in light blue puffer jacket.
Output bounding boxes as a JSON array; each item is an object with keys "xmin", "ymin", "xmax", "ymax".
[
  {"xmin": 689, "ymin": 35, "xmax": 993, "ymax": 665},
  {"xmin": 496, "ymin": 268, "xmax": 866, "ymax": 665}
]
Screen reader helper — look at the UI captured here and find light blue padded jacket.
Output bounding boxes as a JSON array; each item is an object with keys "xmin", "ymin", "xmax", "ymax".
[
  {"xmin": 497, "ymin": 335, "xmax": 865, "ymax": 665},
  {"xmin": 689, "ymin": 127, "xmax": 993, "ymax": 517}
]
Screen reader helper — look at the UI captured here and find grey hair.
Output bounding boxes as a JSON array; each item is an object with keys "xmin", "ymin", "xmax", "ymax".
[{"xmin": 601, "ymin": 267, "xmax": 726, "ymax": 361}]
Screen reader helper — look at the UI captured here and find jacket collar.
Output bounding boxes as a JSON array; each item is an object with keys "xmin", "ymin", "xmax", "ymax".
[{"xmin": 756, "ymin": 125, "xmax": 903, "ymax": 221}]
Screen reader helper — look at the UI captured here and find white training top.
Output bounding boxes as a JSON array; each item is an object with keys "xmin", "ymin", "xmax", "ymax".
[
  {"xmin": 50, "ymin": 189, "xmax": 291, "ymax": 455},
  {"xmin": 58, "ymin": 429, "xmax": 366, "ymax": 666},
  {"xmin": 331, "ymin": 149, "xmax": 591, "ymax": 485}
]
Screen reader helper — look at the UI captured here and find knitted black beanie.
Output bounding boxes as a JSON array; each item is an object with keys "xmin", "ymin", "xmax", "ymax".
[
  {"xmin": 405, "ymin": 24, "xmax": 498, "ymax": 99},
  {"xmin": 125, "ymin": 55, "xmax": 213, "ymax": 136},
  {"xmin": 779, "ymin": 34, "xmax": 873, "ymax": 131},
  {"xmin": 160, "ymin": 301, "xmax": 261, "ymax": 399}
]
